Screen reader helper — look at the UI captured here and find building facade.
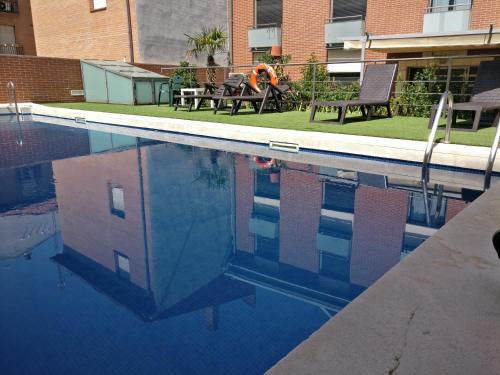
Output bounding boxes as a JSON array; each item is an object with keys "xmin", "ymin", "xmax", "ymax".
[
  {"xmin": 29, "ymin": 0, "xmax": 228, "ymax": 65},
  {"xmin": 0, "ymin": 0, "xmax": 36, "ymax": 55},
  {"xmin": 231, "ymin": 0, "xmax": 500, "ymax": 80}
]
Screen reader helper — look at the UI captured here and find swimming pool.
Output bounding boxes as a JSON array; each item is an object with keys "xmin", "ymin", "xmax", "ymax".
[{"xmin": 0, "ymin": 115, "xmax": 486, "ymax": 374}]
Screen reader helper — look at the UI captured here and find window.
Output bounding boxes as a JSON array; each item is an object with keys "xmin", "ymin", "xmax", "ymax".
[
  {"xmin": 332, "ymin": 0, "xmax": 367, "ymax": 18},
  {"xmin": 255, "ymin": 0, "xmax": 282, "ymax": 26},
  {"xmin": 428, "ymin": 0, "xmax": 472, "ymax": 13},
  {"xmin": 91, "ymin": 0, "xmax": 107, "ymax": 11},
  {"xmin": 255, "ymin": 169, "xmax": 280, "ymax": 199},
  {"xmin": 114, "ymin": 251, "xmax": 130, "ymax": 280},
  {"xmin": 323, "ymin": 181, "xmax": 356, "ymax": 213},
  {"xmin": 110, "ymin": 185, "xmax": 125, "ymax": 218},
  {"xmin": 318, "ymin": 217, "xmax": 352, "ymax": 281},
  {"xmin": 0, "ymin": 25, "xmax": 15, "ymax": 44},
  {"xmin": 253, "ymin": 50, "xmax": 271, "ymax": 64}
]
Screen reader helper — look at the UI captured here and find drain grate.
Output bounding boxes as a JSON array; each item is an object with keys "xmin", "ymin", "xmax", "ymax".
[
  {"xmin": 74, "ymin": 117, "xmax": 87, "ymax": 124},
  {"xmin": 269, "ymin": 141, "xmax": 299, "ymax": 153}
]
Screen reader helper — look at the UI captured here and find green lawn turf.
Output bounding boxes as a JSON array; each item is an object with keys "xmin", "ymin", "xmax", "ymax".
[{"xmin": 45, "ymin": 102, "xmax": 497, "ymax": 147}]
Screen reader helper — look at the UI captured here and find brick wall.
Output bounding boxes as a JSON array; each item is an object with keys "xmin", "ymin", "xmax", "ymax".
[
  {"xmin": 30, "ymin": 0, "xmax": 140, "ymax": 62},
  {"xmin": 365, "ymin": 0, "xmax": 427, "ymax": 36},
  {"xmin": 0, "ymin": 55, "xmax": 84, "ymax": 103},
  {"xmin": 470, "ymin": 0, "xmax": 500, "ymax": 30},
  {"xmin": 0, "ymin": 55, "xmax": 169, "ymax": 103},
  {"xmin": 279, "ymin": 167, "xmax": 322, "ymax": 273},
  {"xmin": 282, "ymin": 0, "xmax": 330, "ymax": 64},
  {"xmin": 0, "ymin": 122, "xmax": 90, "ymax": 169},
  {"xmin": 350, "ymin": 186, "xmax": 409, "ymax": 287},
  {"xmin": 232, "ymin": 0, "xmax": 254, "ymax": 66},
  {"xmin": 0, "ymin": 0, "xmax": 37, "ymax": 55},
  {"xmin": 53, "ymin": 149, "xmax": 149, "ymax": 289},
  {"xmin": 235, "ymin": 155, "xmax": 255, "ymax": 253}
]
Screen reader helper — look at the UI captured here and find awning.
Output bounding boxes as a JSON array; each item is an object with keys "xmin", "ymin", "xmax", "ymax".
[{"xmin": 344, "ymin": 29, "xmax": 500, "ymax": 53}]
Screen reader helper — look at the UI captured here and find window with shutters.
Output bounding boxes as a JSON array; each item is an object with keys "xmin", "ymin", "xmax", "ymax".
[
  {"xmin": 332, "ymin": 0, "xmax": 367, "ymax": 18},
  {"xmin": 255, "ymin": 0, "xmax": 282, "ymax": 26}
]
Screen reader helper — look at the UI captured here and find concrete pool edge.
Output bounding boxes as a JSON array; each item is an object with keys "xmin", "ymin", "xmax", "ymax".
[
  {"xmin": 268, "ymin": 182, "xmax": 500, "ymax": 375},
  {"xmin": 20, "ymin": 103, "xmax": 500, "ymax": 173}
]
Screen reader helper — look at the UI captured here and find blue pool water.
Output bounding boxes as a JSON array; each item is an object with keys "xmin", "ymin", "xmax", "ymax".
[{"xmin": 0, "ymin": 116, "xmax": 484, "ymax": 374}]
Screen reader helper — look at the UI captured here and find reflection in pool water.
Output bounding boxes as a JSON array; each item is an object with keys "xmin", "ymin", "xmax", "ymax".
[{"xmin": 0, "ymin": 119, "xmax": 477, "ymax": 374}]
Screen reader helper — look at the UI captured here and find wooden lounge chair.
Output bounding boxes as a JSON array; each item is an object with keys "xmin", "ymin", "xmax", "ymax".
[
  {"xmin": 215, "ymin": 81, "xmax": 290, "ymax": 115},
  {"xmin": 173, "ymin": 75, "xmax": 244, "ymax": 112},
  {"xmin": 309, "ymin": 64, "xmax": 398, "ymax": 125},
  {"xmin": 428, "ymin": 60, "xmax": 500, "ymax": 132}
]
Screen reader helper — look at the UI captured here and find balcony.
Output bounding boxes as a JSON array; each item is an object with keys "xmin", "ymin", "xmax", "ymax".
[
  {"xmin": 423, "ymin": 2, "xmax": 472, "ymax": 34},
  {"xmin": 0, "ymin": 1, "xmax": 19, "ymax": 13},
  {"xmin": 248, "ymin": 24, "xmax": 281, "ymax": 49},
  {"xmin": 325, "ymin": 16, "xmax": 365, "ymax": 46},
  {"xmin": 0, "ymin": 43, "xmax": 23, "ymax": 55}
]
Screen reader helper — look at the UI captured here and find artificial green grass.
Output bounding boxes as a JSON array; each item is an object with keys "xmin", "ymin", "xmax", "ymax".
[{"xmin": 45, "ymin": 102, "xmax": 497, "ymax": 147}]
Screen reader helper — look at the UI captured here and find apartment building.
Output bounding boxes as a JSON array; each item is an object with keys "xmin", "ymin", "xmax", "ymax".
[
  {"xmin": 0, "ymin": 0, "xmax": 36, "ymax": 55},
  {"xmin": 29, "ymin": 0, "xmax": 228, "ymax": 65},
  {"xmin": 232, "ymin": 0, "xmax": 500, "ymax": 80}
]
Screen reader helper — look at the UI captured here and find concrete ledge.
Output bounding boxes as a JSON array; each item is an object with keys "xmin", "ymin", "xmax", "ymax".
[
  {"xmin": 269, "ymin": 182, "xmax": 500, "ymax": 375},
  {"xmin": 29, "ymin": 103, "xmax": 500, "ymax": 173}
]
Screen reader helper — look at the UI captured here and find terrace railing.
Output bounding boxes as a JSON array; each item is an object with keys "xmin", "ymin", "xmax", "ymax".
[
  {"xmin": 160, "ymin": 53, "xmax": 500, "ymax": 115},
  {"xmin": 426, "ymin": 1, "xmax": 472, "ymax": 13},
  {"xmin": 0, "ymin": 43, "xmax": 24, "ymax": 55}
]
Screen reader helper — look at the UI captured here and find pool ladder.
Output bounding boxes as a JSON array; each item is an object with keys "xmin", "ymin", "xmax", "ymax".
[
  {"xmin": 423, "ymin": 90, "xmax": 500, "ymax": 192},
  {"xmin": 7, "ymin": 81, "xmax": 21, "ymax": 124},
  {"xmin": 421, "ymin": 91, "xmax": 454, "ymax": 225}
]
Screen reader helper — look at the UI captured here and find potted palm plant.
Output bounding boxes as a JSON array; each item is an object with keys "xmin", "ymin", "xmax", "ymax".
[{"xmin": 185, "ymin": 26, "xmax": 228, "ymax": 84}]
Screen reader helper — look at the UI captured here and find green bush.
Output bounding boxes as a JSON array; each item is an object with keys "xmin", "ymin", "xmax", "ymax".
[
  {"xmin": 394, "ymin": 66, "xmax": 443, "ymax": 117},
  {"xmin": 173, "ymin": 61, "xmax": 199, "ymax": 88},
  {"xmin": 256, "ymin": 53, "xmax": 292, "ymax": 82}
]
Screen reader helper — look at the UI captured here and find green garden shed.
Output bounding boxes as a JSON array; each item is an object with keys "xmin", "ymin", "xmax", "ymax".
[{"xmin": 81, "ymin": 60, "xmax": 169, "ymax": 105}]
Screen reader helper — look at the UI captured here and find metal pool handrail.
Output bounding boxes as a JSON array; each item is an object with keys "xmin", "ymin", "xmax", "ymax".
[
  {"xmin": 484, "ymin": 114, "xmax": 500, "ymax": 190},
  {"xmin": 421, "ymin": 91, "xmax": 454, "ymax": 226},
  {"xmin": 422, "ymin": 90, "xmax": 454, "ymax": 181},
  {"xmin": 7, "ymin": 81, "xmax": 20, "ymax": 123}
]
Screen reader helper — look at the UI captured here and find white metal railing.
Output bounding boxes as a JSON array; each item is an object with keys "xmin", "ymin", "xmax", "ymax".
[{"xmin": 426, "ymin": 1, "xmax": 472, "ymax": 13}]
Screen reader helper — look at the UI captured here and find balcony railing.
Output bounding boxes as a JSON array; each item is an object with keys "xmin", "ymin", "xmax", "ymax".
[
  {"xmin": 0, "ymin": 44, "xmax": 24, "ymax": 55},
  {"xmin": 325, "ymin": 15, "xmax": 365, "ymax": 46},
  {"xmin": 426, "ymin": 1, "xmax": 472, "ymax": 13},
  {"xmin": 248, "ymin": 23, "xmax": 282, "ymax": 49},
  {"xmin": 0, "ymin": 0, "xmax": 19, "ymax": 13},
  {"xmin": 423, "ymin": 2, "xmax": 471, "ymax": 33}
]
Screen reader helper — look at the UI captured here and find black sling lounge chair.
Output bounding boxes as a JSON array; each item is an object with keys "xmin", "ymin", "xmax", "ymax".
[
  {"xmin": 215, "ymin": 82, "xmax": 290, "ymax": 115},
  {"xmin": 309, "ymin": 63, "xmax": 398, "ymax": 125},
  {"xmin": 428, "ymin": 60, "xmax": 500, "ymax": 132},
  {"xmin": 173, "ymin": 75, "xmax": 244, "ymax": 112}
]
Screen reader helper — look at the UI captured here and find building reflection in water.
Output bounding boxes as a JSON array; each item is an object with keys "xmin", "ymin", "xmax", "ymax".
[{"xmin": 41, "ymin": 131, "xmax": 473, "ymax": 323}]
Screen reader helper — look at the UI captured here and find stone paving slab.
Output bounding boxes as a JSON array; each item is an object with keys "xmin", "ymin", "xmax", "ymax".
[{"xmin": 268, "ymin": 182, "xmax": 500, "ymax": 375}]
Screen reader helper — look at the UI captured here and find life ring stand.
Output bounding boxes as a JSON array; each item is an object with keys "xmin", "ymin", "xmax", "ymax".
[
  {"xmin": 252, "ymin": 156, "xmax": 275, "ymax": 169},
  {"xmin": 249, "ymin": 63, "xmax": 279, "ymax": 93}
]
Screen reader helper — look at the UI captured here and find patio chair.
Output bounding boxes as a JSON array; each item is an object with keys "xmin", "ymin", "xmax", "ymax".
[
  {"xmin": 215, "ymin": 81, "xmax": 290, "ymax": 116},
  {"xmin": 428, "ymin": 60, "xmax": 500, "ymax": 132},
  {"xmin": 309, "ymin": 64, "xmax": 398, "ymax": 125},
  {"xmin": 173, "ymin": 75, "xmax": 244, "ymax": 112},
  {"xmin": 158, "ymin": 76, "xmax": 184, "ymax": 107}
]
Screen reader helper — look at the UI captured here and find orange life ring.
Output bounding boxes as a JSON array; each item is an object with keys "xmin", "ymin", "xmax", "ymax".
[
  {"xmin": 252, "ymin": 156, "xmax": 275, "ymax": 169},
  {"xmin": 249, "ymin": 63, "xmax": 278, "ymax": 93}
]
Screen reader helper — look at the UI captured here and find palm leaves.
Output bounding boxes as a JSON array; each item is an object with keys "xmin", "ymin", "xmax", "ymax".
[{"xmin": 185, "ymin": 26, "xmax": 228, "ymax": 82}]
